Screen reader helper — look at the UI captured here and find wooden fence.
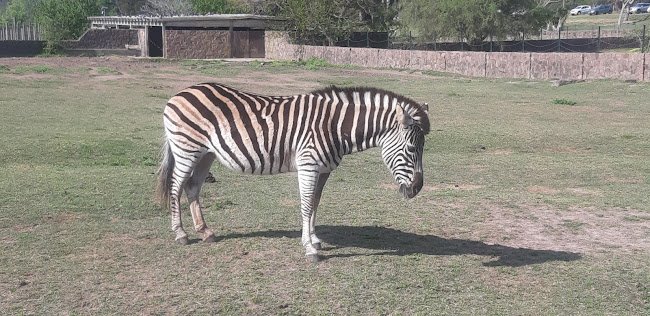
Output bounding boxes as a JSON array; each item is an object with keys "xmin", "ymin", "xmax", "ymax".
[{"xmin": 0, "ymin": 22, "xmax": 42, "ymax": 41}]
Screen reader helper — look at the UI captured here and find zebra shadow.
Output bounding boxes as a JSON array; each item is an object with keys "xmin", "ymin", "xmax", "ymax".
[{"xmin": 218, "ymin": 225, "xmax": 581, "ymax": 267}]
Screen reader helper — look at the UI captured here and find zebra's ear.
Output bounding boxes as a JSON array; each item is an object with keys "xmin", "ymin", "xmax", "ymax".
[
  {"xmin": 396, "ymin": 105, "xmax": 414, "ymax": 128},
  {"xmin": 422, "ymin": 102, "xmax": 429, "ymax": 113}
]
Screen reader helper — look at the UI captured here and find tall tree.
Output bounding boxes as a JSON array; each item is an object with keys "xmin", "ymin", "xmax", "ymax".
[
  {"xmin": 191, "ymin": 0, "xmax": 245, "ymax": 14},
  {"xmin": 266, "ymin": 0, "xmax": 396, "ymax": 45},
  {"xmin": 400, "ymin": 0, "xmax": 558, "ymax": 47},
  {"xmin": 140, "ymin": 0, "xmax": 193, "ymax": 15},
  {"xmin": 2, "ymin": 0, "xmax": 40, "ymax": 23},
  {"xmin": 617, "ymin": 0, "xmax": 634, "ymax": 30},
  {"xmin": 115, "ymin": 0, "xmax": 144, "ymax": 15}
]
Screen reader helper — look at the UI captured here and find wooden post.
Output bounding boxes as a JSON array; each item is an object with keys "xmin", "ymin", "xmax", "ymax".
[
  {"xmin": 597, "ymin": 26, "xmax": 601, "ymax": 52},
  {"xmin": 642, "ymin": 25, "xmax": 646, "ymax": 53},
  {"xmin": 229, "ymin": 22, "xmax": 234, "ymax": 58}
]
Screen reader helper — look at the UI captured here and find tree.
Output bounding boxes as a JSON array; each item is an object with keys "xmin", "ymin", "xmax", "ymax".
[
  {"xmin": 191, "ymin": 0, "xmax": 246, "ymax": 14},
  {"xmin": 617, "ymin": 0, "xmax": 634, "ymax": 30},
  {"xmin": 35, "ymin": 0, "xmax": 100, "ymax": 51},
  {"xmin": 266, "ymin": 0, "xmax": 396, "ymax": 45},
  {"xmin": 400, "ymin": 0, "xmax": 558, "ymax": 48},
  {"xmin": 536, "ymin": 0, "xmax": 569, "ymax": 31},
  {"xmin": 2, "ymin": 0, "xmax": 40, "ymax": 23},
  {"xmin": 115, "ymin": 0, "xmax": 145, "ymax": 15},
  {"xmin": 140, "ymin": 0, "xmax": 193, "ymax": 15}
]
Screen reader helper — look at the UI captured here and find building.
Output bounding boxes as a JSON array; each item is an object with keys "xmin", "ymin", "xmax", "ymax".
[{"xmin": 86, "ymin": 14, "xmax": 281, "ymax": 59}]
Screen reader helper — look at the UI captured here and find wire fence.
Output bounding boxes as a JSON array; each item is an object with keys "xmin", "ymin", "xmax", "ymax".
[{"xmin": 323, "ymin": 26, "xmax": 649, "ymax": 54}]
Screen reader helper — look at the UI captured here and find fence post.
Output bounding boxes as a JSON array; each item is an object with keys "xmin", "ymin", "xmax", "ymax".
[
  {"xmin": 490, "ymin": 34, "xmax": 493, "ymax": 52},
  {"xmin": 597, "ymin": 26, "xmax": 601, "ymax": 52},
  {"xmin": 522, "ymin": 28, "xmax": 525, "ymax": 52},
  {"xmin": 366, "ymin": 31, "xmax": 369, "ymax": 48},
  {"xmin": 409, "ymin": 31, "xmax": 412, "ymax": 50},
  {"xmin": 387, "ymin": 31, "xmax": 390, "ymax": 49},
  {"xmin": 433, "ymin": 32, "xmax": 437, "ymax": 51},
  {"xmin": 558, "ymin": 28, "xmax": 561, "ymax": 52},
  {"xmin": 642, "ymin": 25, "xmax": 646, "ymax": 54}
]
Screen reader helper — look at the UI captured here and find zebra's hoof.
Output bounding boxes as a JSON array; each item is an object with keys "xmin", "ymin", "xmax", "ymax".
[
  {"xmin": 305, "ymin": 253, "xmax": 321, "ymax": 263},
  {"xmin": 312, "ymin": 242, "xmax": 322, "ymax": 250},
  {"xmin": 204, "ymin": 235, "xmax": 218, "ymax": 243},
  {"xmin": 176, "ymin": 237, "xmax": 190, "ymax": 246}
]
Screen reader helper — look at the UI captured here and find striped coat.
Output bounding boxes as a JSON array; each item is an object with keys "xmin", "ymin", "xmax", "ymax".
[{"xmin": 157, "ymin": 83, "xmax": 430, "ymax": 261}]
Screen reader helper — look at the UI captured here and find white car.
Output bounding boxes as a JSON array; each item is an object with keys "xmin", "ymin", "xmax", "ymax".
[
  {"xmin": 570, "ymin": 5, "xmax": 592, "ymax": 15},
  {"xmin": 630, "ymin": 3, "xmax": 650, "ymax": 13}
]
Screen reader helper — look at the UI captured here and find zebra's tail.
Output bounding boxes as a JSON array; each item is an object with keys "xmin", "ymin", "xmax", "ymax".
[{"xmin": 155, "ymin": 134, "xmax": 174, "ymax": 210}]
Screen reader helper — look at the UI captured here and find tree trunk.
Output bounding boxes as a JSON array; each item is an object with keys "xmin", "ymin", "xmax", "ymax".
[{"xmin": 617, "ymin": 0, "xmax": 634, "ymax": 31}]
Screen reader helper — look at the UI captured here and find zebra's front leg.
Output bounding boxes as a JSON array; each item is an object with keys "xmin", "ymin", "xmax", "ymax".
[
  {"xmin": 298, "ymin": 169, "xmax": 321, "ymax": 262},
  {"xmin": 310, "ymin": 172, "xmax": 330, "ymax": 250}
]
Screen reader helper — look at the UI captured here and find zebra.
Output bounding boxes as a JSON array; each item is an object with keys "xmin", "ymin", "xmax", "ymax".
[{"xmin": 155, "ymin": 83, "xmax": 430, "ymax": 262}]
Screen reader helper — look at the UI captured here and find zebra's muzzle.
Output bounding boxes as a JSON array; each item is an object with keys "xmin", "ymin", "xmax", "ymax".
[{"xmin": 399, "ymin": 172, "xmax": 423, "ymax": 199}]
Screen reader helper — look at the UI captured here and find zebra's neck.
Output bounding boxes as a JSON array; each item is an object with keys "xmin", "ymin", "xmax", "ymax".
[{"xmin": 317, "ymin": 88, "xmax": 400, "ymax": 155}]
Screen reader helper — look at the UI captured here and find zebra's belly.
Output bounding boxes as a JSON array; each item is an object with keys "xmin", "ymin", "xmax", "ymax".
[{"xmin": 210, "ymin": 143, "xmax": 297, "ymax": 175}]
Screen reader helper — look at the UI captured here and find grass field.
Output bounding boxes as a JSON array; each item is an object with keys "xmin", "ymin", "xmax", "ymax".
[
  {"xmin": 1, "ymin": 56, "xmax": 649, "ymax": 314},
  {"xmin": 565, "ymin": 10, "xmax": 650, "ymax": 31}
]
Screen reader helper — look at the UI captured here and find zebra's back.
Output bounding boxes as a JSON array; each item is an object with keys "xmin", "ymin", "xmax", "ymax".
[{"xmin": 163, "ymin": 83, "xmax": 342, "ymax": 175}]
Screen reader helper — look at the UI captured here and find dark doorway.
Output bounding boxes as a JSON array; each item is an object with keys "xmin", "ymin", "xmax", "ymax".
[
  {"xmin": 232, "ymin": 30, "xmax": 250, "ymax": 58},
  {"xmin": 232, "ymin": 30, "xmax": 265, "ymax": 58},
  {"xmin": 249, "ymin": 30, "xmax": 265, "ymax": 58},
  {"xmin": 148, "ymin": 26, "xmax": 163, "ymax": 57}
]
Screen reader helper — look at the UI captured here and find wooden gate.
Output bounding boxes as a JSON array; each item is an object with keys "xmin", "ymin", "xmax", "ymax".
[{"xmin": 232, "ymin": 30, "xmax": 265, "ymax": 58}]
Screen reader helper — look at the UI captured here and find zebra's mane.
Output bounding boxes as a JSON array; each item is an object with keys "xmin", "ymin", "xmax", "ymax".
[{"xmin": 311, "ymin": 86, "xmax": 430, "ymax": 134}]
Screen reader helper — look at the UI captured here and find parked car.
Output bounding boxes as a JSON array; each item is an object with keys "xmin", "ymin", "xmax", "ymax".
[
  {"xmin": 570, "ymin": 5, "xmax": 592, "ymax": 15},
  {"xmin": 589, "ymin": 4, "xmax": 613, "ymax": 15},
  {"xmin": 630, "ymin": 3, "xmax": 650, "ymax": 13}
]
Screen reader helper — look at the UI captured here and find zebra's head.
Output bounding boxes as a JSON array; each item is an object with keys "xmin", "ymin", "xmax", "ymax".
[{"xmin": 382, "ymin": 101, "xmax": 430, "ymax": 199}]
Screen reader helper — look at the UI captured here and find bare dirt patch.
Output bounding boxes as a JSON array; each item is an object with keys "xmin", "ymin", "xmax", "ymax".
[
  {"xmin": 566, "ymin": 187, "xmax": 603, "ymax": 196},
  {"xmin": 527, "ymin": 185, "xmax": 562, "ymax": 195},
  {"xmin": 485, "ymin": 149, "xmax": 512, "ymax": 155},
  {"xmin": 475, "ymin": 204, "xmax": 650, "ymax": 254}
]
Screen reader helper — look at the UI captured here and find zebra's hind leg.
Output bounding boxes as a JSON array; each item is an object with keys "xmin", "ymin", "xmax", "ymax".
[
  {"xmin": 310, "ymin": 172, "xmax": 330, "ymax": 250},
  {"xmin": 185, "ymin": 153, "xmax": 217, "ymax": 243},
  {"xmin": 169, "ymin": 154, "xmax": 197, "ymax": 246}
]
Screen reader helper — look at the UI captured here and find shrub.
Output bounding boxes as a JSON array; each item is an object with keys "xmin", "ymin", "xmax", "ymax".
[{"xmin": 35, "ymin": 0, "xmax": 100, "ymax": 53}]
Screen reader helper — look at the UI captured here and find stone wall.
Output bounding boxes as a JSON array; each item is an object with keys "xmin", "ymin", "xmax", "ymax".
[
  {"xmin": 529, "ymin": 53, "xmax": 583, "ymax": 80},
  {"xmin": 67, "ymin": 29, "xmax": 139, "ymax": 49},
  {"xmin": 583, "ymin": 53, "xmax": 644, "ymax": 81},
  {"xmin": 486, "ymin": 52, "xmax": 530, "ymax": 78},
  {"xmin": 61, "ymin": 28, "xmax": 141, "ymax": 56},
  {"xmin": 0, "ymin": 40, "xmax": 44, "ymax": 57},
  {"xmin": 645, "ymin": 54, "xmax": 650, "ymax": 81},
  {"xmin": 165, "ymin": 29, "xmax": 230, "ymax": 59},
  {"xmin": 541, "ymin": 29, "xmax": 634, "ymax": 40},
  {"xmin": 265, "ymin": 31, "xmax": 649, "ymax": 81}
]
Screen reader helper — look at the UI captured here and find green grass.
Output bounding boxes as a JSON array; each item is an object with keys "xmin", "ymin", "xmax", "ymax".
[
  {"xmin": 565, "ymin": 12, "xmax": 650, "ymax": 31},
  {"xmin": 96, "ymin": 66, "xmax": 119, "ymax": 75},
  {"xmin": 0, "ymin": 57, "xmax": 649, "ymax": 314},
  {"xmin": 12, "ymin": 65, "xmax": 58, "ymax": 74},
  {"xmin": 552, "ymin": 98, "xmax": 578, "ymax": 106}
]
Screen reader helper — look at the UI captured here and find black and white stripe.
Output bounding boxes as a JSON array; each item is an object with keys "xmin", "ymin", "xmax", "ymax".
[{"xmin": 155, "ymin": 83, "xmax": 430, "ymax": 261}]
